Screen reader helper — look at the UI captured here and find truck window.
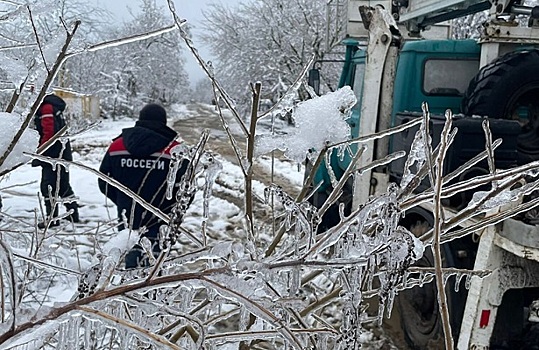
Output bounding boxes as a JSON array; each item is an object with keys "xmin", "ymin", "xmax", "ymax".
[{"xmin": 423, "ymin": 59, "xmax": 479, "ymax": 96}]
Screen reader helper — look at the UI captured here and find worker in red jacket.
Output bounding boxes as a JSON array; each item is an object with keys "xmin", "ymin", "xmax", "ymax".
[
  {"xmin": 98, "ymin": 103, "xmax": 188, "ymax": 268},
  {"xmin": 33, "ymin": 94, "xmax": 79, "ymax": 228}
]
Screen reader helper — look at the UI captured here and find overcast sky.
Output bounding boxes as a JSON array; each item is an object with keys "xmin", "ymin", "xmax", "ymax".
[{"xmin": 92, "ymin": 0, "xmax": 242, "ymax": 86}]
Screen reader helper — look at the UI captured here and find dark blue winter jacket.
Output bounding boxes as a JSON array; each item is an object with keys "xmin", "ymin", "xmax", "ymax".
[{"xmin": 98, "ymin": 120, "xmax": 187, "ymax": 231}]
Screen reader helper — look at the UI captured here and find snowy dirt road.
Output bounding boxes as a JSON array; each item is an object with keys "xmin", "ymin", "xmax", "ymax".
[
  {"xmin": 174, "ymin": 103, "xmax": 303, "ymax": 196},
  {"xmin": 173, "ymin": 103, "xmax": 305, "ymax": 241}
]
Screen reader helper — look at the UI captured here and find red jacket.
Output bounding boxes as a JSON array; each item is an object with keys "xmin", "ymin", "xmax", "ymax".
[{"xmin": 34, "ymin": 94, "xmax": 72, "ymax": 161}]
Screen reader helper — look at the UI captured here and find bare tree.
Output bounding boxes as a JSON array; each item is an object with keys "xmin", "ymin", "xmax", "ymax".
[{"xmin": 200, "ymin": 0, "xmax": 346, "ymax": 105}]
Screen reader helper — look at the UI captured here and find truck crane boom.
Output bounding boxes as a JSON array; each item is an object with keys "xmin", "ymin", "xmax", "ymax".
[{"xmin": 398, "ymin": 0, "xmax": 539, "ymax": 31}]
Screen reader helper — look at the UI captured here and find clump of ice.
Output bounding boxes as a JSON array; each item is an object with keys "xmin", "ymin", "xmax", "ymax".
[
  {"xmin": 0, "ymin": 55, "xmax": 28, "ymax": 87},
  {"xmin": 255, "ymin": 86, "xmax": 355, "ymax": 162},
  {"xmin": 101, "ymin": 229, "xmax": 140, "ymax": 256},
  {"xmin": 0, "ymin": 112, "xmax": 39, "ymax": 173}
]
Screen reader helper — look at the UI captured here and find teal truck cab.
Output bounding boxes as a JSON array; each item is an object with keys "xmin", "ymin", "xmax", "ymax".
[{"xmin": 309, "ymin": 0, "xmax": 539, "ymax": 348}]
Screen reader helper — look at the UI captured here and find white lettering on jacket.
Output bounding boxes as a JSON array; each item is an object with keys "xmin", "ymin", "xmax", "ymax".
[{"xmin": 120, "ymin": 158, "xmax": 165, "ymax": 170}]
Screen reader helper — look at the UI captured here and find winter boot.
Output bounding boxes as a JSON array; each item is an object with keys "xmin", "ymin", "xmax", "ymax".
[
  {"xmin": 65, "ymin": 202, "xmax": 80, "ymax": 223},
  {"xmin": 38, "ymin": 203, "xmax": 59, "ymax": 229}
]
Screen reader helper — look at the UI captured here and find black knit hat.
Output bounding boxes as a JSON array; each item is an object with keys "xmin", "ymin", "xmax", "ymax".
[{"xmin": 139, "ymin": 104, "xmax": 167, "ymax": 124}]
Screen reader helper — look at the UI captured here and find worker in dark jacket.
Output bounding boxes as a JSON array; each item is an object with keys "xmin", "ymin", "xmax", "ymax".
[
  {"xmin": 34, "ymin": 93, "xmax": 79, "ymax": 228},
  {"xmin": 98, "ymin": 103, "xmax": 187, "ymax": 268}
]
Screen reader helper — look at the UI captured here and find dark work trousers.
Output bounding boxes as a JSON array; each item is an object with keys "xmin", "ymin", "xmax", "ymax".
[
  {"xmin": 124, "ymin": 225, "xmax": 162, "ymax": 269},
  {"xmin": 40, "ymin": 163, "xmax": 75, "ymax": 216}
]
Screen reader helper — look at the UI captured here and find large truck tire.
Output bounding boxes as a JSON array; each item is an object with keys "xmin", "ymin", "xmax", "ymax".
[
  {"xmin": 462, "ymin": 49, "xmax": 539, "ymax": 164},
  {"xmin": 396, "ymin": 212, "xmax": 473, "ymax": 349}
]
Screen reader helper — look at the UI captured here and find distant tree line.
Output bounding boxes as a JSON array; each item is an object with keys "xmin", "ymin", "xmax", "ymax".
[
  {"xmin": 0, "ymin": 0, "xmax": 190, "ymax": 118},
  {"xmin": 0, "ymin": 0, "xmax": 351, "ymax": 116}
]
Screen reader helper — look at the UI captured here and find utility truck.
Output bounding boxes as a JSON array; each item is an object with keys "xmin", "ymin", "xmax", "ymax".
[{"xmin": 309, "ymin": 0, "xmax": 539, "ymax": 348}]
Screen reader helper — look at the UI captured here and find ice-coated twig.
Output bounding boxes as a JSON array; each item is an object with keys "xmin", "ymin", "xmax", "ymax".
[
  {"xmin": 161, "ymin": 305, "xmax": 206, "ymax": 346},
  {"xmin": 437, "ymin": 182, "xmax": 539, "ymax": 243},
  {"xmin": 0, "ymin": 267, "xmax": 228, "ymax": 346},
  {"xmin": 264, "ymin": 185, "xmax": 319, "ymax": 250},
  {"xmin": 11, "ymin": 252, "xmax": 82, "ymax": 275},
  {"xmin": 26, "ymin": 5, "xmax": 49, "ymax": 73},
  {"xmin": 421, "ymin": 103, "xmax": 437, "ymax": 190},
  {"xmin": 296, "ymin": 146, "xmax": 329, "ymax": 202},
  {"xmin": 330, "ymin": 115, "xmax": 423, "ymax": 148},
  {"xmin": 0, "ymin": 43, "xmax": 37, "ymax": 52},
  {"xmin": 482, "ymin": 119, "xmax": 497, "ymax": 189},
  {"xmin": 439, "ymin": 138, "xmax": 502, "ymax": 188},
  {"xmin": 296, "ymin": 116, "xmax": 424, "ymax": 216},
  {"xmin": 211, "ymin": 84, "xmax": 246, "ymax": 175},
  {"xmin": 205, "ymin": 327, "xmax": 337, "ymax": 341},
  {"xmin": 401, "ymin": 156, "xmax": 539, "ymax": 212},
  {"xmin": 441, "ymin": 174, "xmax": 527, "ymax": 232},
  {"xmin": 0, "ymin": 2, "xmax": 25, "ymax": 20},
  {"xmin": 245, "ymin": 82, "xmax": 262, "ymax": 238},
  {"xmin": 355, "ymin": 150, "xmax": 406, "ymax": 176},
  {"xmin": 0, "ymin": 125, "xmax": 67, "ymax": 177},
  {"xmin": 65, "ymin": 25, "xmax": 178, "ymax": 58},
  {"xmin": 406, "ymin": 266, "xmax": 491, "ymax": 278},
  {"xmin": 259, "ymin": 55, "xmax": 316, "ymax": 120},
  {"xmin": 0, "ymin": 239, "xmax": 17, "ymax": 333},
  {"xmin": 165, "ymin": 130, "xmax": 210, "ymax": 250},
  {"xmin": 318, "ymin": 145, "xmax": 364, "ymax": 217},
  {"xmin": 268, "ymin": 257, "xmax": 370, "ymax": 270},
  {"xmin": 431, "ymin": 108, "xmax": 454, "ymax": 350}
]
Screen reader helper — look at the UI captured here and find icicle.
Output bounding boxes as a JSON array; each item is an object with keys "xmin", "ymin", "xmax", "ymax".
[
  {"xmin": 289, "ymin": 267, "xmax": 300, "ymax": 297},
  {"xmin": 400, "ymin": 120, "xmax": 428, "ymax": 188},
  {"xmin": 324, "ymin": 148, "xmax": 339, "ymax": 188},
  {"xmin": 66, "ymin": 316, "xmax": 78, "ymax": 349},
  {"xmin": 239, "ymin": 308, "xmax": 249, "ymax": 331},
  {"xmin": 443, "ymin": 271, "xmax": 452, "ymax": 287},
  {"xmin": 366, "ymin": 255, "xmax": 376, "ymax": 291},
  {"xmin": 83, "ymin": 318, "xmax": 92, "ymax": 348},
  {"xmin": 166, "ymin": 144, "xmax": 188, "ymax": 200},
  {"xmin": 139, "ymin": 236, "xmax": 155, "ymax": 266},
  {"xmin": 201, "ymin": 154, "xmax": 222, "ymax": 235},
  {"xmin": 337, "ymin": 143, "xmax": 347, "ymax": 161},
  {"xmin": 419, "ymin": 272, "xmax": 426, "ymax": 287},
  {"xmin": 95, "ymin": 248, "xmax": 121, "ymax": 291},
  {"xmin": 57, "ymin": 321, "xmax": 67, "ymax": 349},
  {"xmin": 465, "ymin": 273, "xmax": 473, "ymax": 290},
  {"xmin": 317, "ymin": 333, "xmax": 328, "ymax": 350},
  {"xmin": 179, "ymin": 286, "xmax": 195, "ymax": 312},
  {"xmin": 454, "ymin": 272, "xmax": 464, "ymax": 292},
  {"xmin": 402, "ymin": 271, "xmax": 409, "ymax": 288},
  {"xmin": 385, "ymin": 289, "xmax": 396, "ymax": 319}
]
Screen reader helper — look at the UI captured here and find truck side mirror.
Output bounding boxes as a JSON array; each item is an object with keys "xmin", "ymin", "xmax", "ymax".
[{"xmin": 308, "ymin": 68, "xmax": 320, "ymax": 96}]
